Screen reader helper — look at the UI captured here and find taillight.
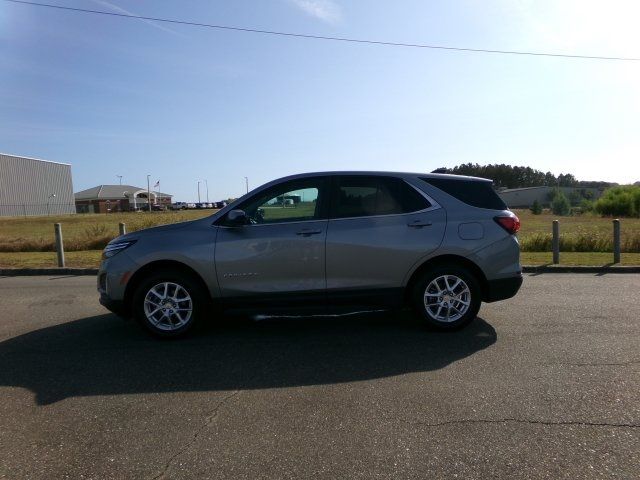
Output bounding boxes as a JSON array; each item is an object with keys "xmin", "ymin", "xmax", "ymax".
[{"xmin": 494, "ymin": 215, "xmax": 520, "ymax": 235}]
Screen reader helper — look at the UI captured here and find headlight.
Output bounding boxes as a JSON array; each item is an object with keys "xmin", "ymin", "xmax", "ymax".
[{"xmin": 102, "ymin": 240, "xmax": 136, "ymax": 259}]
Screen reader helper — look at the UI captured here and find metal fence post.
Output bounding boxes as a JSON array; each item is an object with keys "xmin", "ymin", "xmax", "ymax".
[
  {"xmin": 613, "ymin": 219, "xmax": 621, "ymax": 264},
  {"xmin": 119, "ymin": 222, "xmax": 126, "ymax": 236},
  {"xmin": 552, "ymin": 220, "xmax": 560, "ymax": 264},
  {"xmin": 54, "ymin": 223, "xmax": 65, "ymax": 267}
]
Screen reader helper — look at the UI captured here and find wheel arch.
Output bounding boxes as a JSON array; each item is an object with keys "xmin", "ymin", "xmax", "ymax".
[
  {"xmin": 124, "ymin": 259, "xmax": 211, "ymax": 310},
  {"xmin": 404, "ymin": 254, "xmax": 489, "ymax": 304}
]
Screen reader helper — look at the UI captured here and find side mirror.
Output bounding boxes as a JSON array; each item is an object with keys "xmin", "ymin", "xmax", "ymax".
[{"xmin": 226, "ymin": 209, "xmax": 248, "ymax": 226}]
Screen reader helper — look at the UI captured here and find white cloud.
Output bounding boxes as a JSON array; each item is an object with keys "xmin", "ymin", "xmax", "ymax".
[{"xmin": 288, "ymin": 0, "xmax": 342, "ymax": 24}]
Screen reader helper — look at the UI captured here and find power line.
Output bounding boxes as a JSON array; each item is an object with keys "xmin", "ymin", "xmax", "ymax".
[{"xmin": 4, "ymin": 0, "xmax": 640, "ymax": 62}]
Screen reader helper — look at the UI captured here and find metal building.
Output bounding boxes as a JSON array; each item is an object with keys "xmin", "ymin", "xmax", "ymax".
[
  {"xmin": 0, "ymin": 153, "xmax": 75, "ymax": 217},
  {"xmin": 498, "ymin": 186, "xmax": 603, "ymax": 208}
]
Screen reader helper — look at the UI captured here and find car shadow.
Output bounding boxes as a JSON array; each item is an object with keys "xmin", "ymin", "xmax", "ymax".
[{"xmin": 0, "ymin": 311, "xmax": 496, "ymax": 405}]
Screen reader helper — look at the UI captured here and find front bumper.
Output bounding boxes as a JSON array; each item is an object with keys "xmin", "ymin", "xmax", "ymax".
[
  {"xmin": 483, "ymin": 274, "xmax": 523, "ymax": 302},
  {"xmin": 99, "ymin": 292, "xmax": 129, "ymax": 318}
]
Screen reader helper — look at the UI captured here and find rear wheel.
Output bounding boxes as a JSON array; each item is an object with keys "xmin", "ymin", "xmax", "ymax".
[
  {"xmin": 411, "ymin": 265, "xmax": 481, "ymax": 330},
  {"xmin": 132, "ymin": 270, "xmax": 207, "ymax": 338}
]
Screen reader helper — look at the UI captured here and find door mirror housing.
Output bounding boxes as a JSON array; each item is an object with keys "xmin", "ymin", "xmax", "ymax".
[{"xmin": 226, "ymin": 209, "xmax": 248, "ymax": 226}]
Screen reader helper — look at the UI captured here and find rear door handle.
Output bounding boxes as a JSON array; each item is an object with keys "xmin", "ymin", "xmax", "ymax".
[
  {"xmin": 407, "ymin": 221, "xmax": 432, "ymax": 228},
  {"xmin": 296, "ymin": 229, "xmax": 323, "ymax": 236}
]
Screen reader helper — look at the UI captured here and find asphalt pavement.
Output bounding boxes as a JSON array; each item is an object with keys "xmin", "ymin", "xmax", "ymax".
[{"xmin": 0, "ymin": 274, "xmax": 638, "ymax": 479}]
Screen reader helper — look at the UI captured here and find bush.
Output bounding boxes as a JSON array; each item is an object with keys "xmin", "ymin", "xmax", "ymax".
[
  {"xmin": 530, "ymin": 200, "xmax": 542, "ymax": 215},
  {"xmin": 580, "ymin": 199, "xmax": 594, "ymax": 213},
  {"xmin": 551, "ymin": 192, "xmax": 571, "ymax": 216},
  {"xmin": 594, "ymin": 186, "xmax": 640, "ymax": 217}
]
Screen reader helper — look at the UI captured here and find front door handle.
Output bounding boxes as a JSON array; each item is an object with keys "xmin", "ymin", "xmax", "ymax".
[
  {"xmin": 296, "ymin": 229, "xmax": 323, "ymax": 236},
  {"xmin": 407, "ymin": 220, "xmax": 432, "ymax": 228}
]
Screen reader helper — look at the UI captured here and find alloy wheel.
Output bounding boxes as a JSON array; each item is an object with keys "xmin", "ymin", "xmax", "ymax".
[
  {"xmin": 423, "ymin": 274, "xmax": 471, "ymax": 323},
  {"xmin": 143, "ymin": 282, "xmax": 193, "ymax": 331}
]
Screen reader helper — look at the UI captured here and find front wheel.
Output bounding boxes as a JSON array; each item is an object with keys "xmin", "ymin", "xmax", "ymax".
[
  {"xmin": 132, "ymin": 270, "xmax": 207, "ymax": 338},
  {"xmin": 411, "ymin": 266, "xmax": 481, "ymax": 330}
]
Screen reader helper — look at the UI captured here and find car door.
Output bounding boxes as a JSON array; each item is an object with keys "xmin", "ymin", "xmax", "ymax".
[
  {"xmin": 325, "ymin": 175, "xmax": 446, "ymax": 305},
  {"xmin": 215, "ymin": 176, "xmax": 329, "ymax": 304}
]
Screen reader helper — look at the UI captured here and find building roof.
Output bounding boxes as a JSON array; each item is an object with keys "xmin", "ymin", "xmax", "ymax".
[
  {"xmin": 499, "ymin": 186, "xmax": 553, "ymax": 193},
  {"xmin": 74, "ymin": 185, "xmax": 171, "ymax": 200},
  {"xmin": 499, "ymin": 185, "xmax": 600, "ymax": 194},
  {"xmin": 0, "ymin": 152, "xmax": 71, "ymax": 166}
]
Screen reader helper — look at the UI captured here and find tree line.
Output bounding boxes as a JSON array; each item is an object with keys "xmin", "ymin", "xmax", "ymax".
[{"xmin": 433, "ymin": 163, "xmax": 615, "ymax": 190}]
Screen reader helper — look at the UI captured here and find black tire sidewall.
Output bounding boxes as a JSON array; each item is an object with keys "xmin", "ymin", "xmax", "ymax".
[
  {"xmin": 132, "ymin": 270, "xmax": 206, "ymax": 338},
  {"xmin": 412, "ymin": 265, "xmax": 481, "ymax": 330}
]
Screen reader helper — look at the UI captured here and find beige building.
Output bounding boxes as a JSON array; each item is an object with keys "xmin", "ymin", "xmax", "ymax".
[
  {"xmin": 74, "ymin": 185, "xmax": 172, "ymax": 213},
  {"xmin": 498, "ymin": 186, "xmax": 603, "ymax": 208}
]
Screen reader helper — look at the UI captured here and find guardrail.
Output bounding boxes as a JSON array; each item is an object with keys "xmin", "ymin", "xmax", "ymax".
[{"xmin": 550, "ymin": 218, "xmax": 622, "ymax": 264}]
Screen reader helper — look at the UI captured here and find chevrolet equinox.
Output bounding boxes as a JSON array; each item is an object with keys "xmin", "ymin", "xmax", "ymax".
[{"xmin": 98, "ymin": 172, "xmax": 522, "ymax": 337}]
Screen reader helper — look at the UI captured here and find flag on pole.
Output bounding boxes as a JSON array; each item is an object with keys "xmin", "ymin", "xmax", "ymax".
[{"xmin": 153, "ymin": 180, "xmax": 160, "ymax": 188}]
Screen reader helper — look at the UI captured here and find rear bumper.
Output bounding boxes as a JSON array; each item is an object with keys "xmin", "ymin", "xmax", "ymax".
[{"xmin": 483, "ymin": 274, "xmax": 523, "ymax": 302}]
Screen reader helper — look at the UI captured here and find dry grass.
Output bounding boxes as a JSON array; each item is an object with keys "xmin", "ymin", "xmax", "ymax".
[{"xmin": 0, "ymin": 210, "xmax": 213, "ymax": 252}]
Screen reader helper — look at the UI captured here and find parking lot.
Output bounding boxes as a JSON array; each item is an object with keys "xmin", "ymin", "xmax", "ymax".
[{"xmin": 0, "ymin": 274, "xmax": 638, "ymax": 479}]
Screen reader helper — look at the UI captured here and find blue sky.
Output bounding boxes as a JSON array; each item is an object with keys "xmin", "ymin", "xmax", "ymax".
[{"xmin": 1, "ymin": 0, "xmax": 639, "ymax": 201}]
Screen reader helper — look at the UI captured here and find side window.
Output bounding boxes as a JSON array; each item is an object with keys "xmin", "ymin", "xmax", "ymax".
[
  {"xmin": 394, "ymin": 178, "xmax": 432, "ymax": 212},
  {"xmin": 332, "ymin": 176, "xmax": 430, "ymax": 218},
  {"xmin": 237, "ymin": 179, "xmax": 325, "ymax": 224}
]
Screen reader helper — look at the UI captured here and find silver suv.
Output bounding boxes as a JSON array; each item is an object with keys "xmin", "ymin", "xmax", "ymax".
[{"xmin": 98, "ymin": 172, "xmax": 522, "ymax": 337}]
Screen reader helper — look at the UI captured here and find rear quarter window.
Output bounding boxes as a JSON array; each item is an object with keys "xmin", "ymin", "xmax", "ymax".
[{"xmin": 421, "ymin": 177, "xmax": 507, "ymax": 210}]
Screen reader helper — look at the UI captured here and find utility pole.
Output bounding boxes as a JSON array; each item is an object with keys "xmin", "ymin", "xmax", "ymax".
[
  {"xmin": 116, "ymin": 175, "xmax": 123, "ymax": 185},
  {"xmin": 197, "ymin": 181, "xmax": 201, "ymax": 203},
  {"xmin": 147, "ymin": 175, "xmax": 151, "ymax": 212},
  {"xmin": 205, "ymin": 180, "xmax": 209, "ymax": 203},
  {"xmin": 244, "ymin": 176, "xmax": 249, "ymax": 194}
]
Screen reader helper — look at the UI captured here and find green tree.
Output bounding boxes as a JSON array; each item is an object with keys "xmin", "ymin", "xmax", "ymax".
[
  {"xmin": 551, "ymin": 191, "xmax": 571, "ymax": 216},
  {"xmin": 530, "ymin": 199, "xmax": 542, "ymax": 215}
]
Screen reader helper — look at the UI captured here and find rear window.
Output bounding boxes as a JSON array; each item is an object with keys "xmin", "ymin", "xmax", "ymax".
[{"xmin": 421, "ymin": 177, "xmax": 507, "ymax": 210}]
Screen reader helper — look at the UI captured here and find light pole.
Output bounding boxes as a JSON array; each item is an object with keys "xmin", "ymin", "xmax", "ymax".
[
  {"xmin": 244, "ymin": 176, "xmax": 249, "ymax": 194},
  {"xmin": 47, "ymin": 193, "xmax": 56, "ymax": 216},
  {"xmin": 204, "ymin": 180, "xmax": 209, "ymax": 203},
  {"xmin": 147, "ymin": 175, "xmax": 151, "ymax": 212},
  {"xmin": 116, "ymin": 175, "xmax": 123, "ymax": 185},
  {"xmin": 197, "ymin": 181, "xmax": 201, "ymax": 203}
]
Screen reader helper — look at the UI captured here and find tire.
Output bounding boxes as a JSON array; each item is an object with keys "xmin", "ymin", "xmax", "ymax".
[
  {"xmin": 132, "ymin": 269, "xmax": 208, "ymax": 338},
  {"xmin": 411, "ymin": 265, "xmax": 481, "ymax": 330}
]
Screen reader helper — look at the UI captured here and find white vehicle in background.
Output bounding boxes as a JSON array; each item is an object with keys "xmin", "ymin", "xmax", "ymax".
[
  {"xmin": 171, "ymin": 202, "xmax": 188, "ymax": 210},
  {"xmin": 186, "ymin": 203, "xmax": 197, "ymax": 209}
]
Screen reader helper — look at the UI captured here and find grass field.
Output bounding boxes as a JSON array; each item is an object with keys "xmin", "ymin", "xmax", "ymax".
[
  {"xmin": 515, "ymin": 209, "xmax": 640, "ymax": 252},
  {"xmin": 0, "ymin": 250, "xmax": 103, "ymax": 268},
  {"xmin": 1, "ymin": 207, "xmax": 640, "ymax": 266},
  {"xmin": 1, "ymin": 250, "xmax": 638, "ymax": 269}
]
